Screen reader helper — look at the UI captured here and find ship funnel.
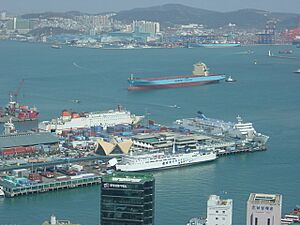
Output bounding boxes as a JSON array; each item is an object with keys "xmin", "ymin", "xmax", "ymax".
[
  {"xmin": 192, "ymin": 62, "xmax": 208, "ymax": 76},
  {"xmin": 172, "ymin": 139, "xmax": 176, "ymax": 154}
]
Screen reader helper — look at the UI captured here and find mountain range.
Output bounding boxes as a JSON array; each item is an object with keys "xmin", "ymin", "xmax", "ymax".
[
  {"xmin": 114, "ymin": 4, "xmax": 300, "ymax": 29},
  {"xmin": 21, "ymin": 4, "xmax": 300, "ymax": 29}
]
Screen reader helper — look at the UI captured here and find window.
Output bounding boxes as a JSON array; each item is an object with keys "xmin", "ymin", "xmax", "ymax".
[
  {"xmin": 223, "ymin": 211, "xmax": 225, "ymax": 213},
  {"xmin": 216, "ymin": 211, "xmax": 219, "ymax": 213},
  {"xmin": 267, "ymin": 218, "xmax": 270, "ymax": 225},
  {"xmin": 216, "ymin": 217, "xmax": 218, "ymax": 220},
  {"xmin": 255, "ymin": 217, "xmax": 258, "ymax": 225}
]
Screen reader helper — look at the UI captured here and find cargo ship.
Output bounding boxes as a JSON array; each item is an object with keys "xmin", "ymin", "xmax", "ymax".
[
  {"xmin": 128, "ymin": 62, "xmax": 225, "ymax": 90},
  {"xmin": 39, "ymin": 105, "xmax": 144, "ymax": 134},
  {"xmin": 0, "ymin": 95, "xmax": 39, "ymax": 123}
]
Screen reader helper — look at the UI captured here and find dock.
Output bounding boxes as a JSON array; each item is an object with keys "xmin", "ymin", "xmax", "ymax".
[
  {"xmin": 216, "ymin": 146, "xmax": 267, "ymax": 156},
  {"xmin": 0, "ymin": 175, "xmax": 101, "ymax": 198}
]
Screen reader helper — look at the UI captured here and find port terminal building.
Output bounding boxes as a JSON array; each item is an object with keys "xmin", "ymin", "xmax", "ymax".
[
  {"xmin": 132, "ymin": 132, "xmax": 211, "ymax": 150},
  {"xmin": 0, "ymin": 132, "xmax": 59, "ymax": 156},
  {"xmin": 96, "ymin": 132, "xmax": 212, "ymax": 155},
  {"xmin": 96, "ymin": 139, "xmax": 133, "ymax": 155}
]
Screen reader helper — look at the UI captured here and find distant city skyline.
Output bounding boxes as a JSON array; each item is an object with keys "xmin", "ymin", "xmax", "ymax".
[{"xmin": 1, "ymin": 0, "xmax": 300, "ymax": 14}]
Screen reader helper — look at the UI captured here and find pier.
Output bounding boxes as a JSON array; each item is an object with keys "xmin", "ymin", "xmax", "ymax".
[
  {"xmin": 0, "ymin": 155, "xmax": 112, "ymax": 172},
  {"xmin": 0, "ymin": 175, "xmax": 101, "ymax": 198},
  {"xmin": 216, "ymin": 146, "xmax": 267, "ymax": 156}
]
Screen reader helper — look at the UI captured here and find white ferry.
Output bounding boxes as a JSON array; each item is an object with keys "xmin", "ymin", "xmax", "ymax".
[
  {"xmin": 39, "ymin": 105, "xmax": 143, "ymax": 134},
  {"xmin": 0, "ymin": 186, "xmax": 5, "ymax": 197},
  {"xmin": 175, "ymin": 112, "xmax": 269, "ymax": 144},
  {"xmin": 116, "ymin": 150, "xmax": 217, "ymax": 172}
]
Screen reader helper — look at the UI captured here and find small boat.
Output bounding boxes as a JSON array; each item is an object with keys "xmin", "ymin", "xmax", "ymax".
[
  {"xmin": 170, "ymin": 105, "xmax": 181, "ymax": 109},
  {"xmin": 71, "ymin": 99, "xmax": 80, "ymax": 103},
  {"xmin": 294, "ymin": 69, "xmax": 300, "ymax": 74},
  {"xmin": 51, "ymin": 44, "xmax": 62, "ymax": 49},
  {"xmin": 0, "ymin": 186, "xmax": 5, "ymax": 197},
  {"xmin": 225, "ymin": 76, "xmax": 236, "ymax": 82},
  {"xmin": 278, "ymin": 50, "xmax": 292, "ymax": 54}
]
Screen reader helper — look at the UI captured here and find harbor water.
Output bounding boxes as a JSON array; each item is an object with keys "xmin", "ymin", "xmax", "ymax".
[{"xmin": 0, "ymin": 41, "xmax": 300, "ymax": 225}]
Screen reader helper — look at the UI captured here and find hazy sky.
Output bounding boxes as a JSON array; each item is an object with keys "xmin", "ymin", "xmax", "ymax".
[{"xmin": 1, "ymin": 0, "xmax": 300, "ymax": 14}]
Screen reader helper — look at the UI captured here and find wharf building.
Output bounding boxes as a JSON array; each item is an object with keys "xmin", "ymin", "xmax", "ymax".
[
  {"xmin": 101, "ymin": 172, "xmax": 155, "ymax": 225},
  {"xmin": 96, "ymin": 132, "xmax": 211, "ymax": 156},
  {"xmin": 132, "ymin": 132, "xmax": 211, "ymax": 151},
  {"xmin": 246, "ymin": 193, "xmax": 282, "ymax": 225},
  {"xmin": 0, "ymin": 132, "xmax": 59, "ymax": 157},
  {"xmin": 207, "ymin": 195, "xmax": 233, "ymax": 225}
]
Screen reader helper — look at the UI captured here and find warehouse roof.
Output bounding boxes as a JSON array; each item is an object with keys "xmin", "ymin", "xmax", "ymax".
[{"xmin": 0, "ymin": 132, "xmax": 59, "ymax": 149}]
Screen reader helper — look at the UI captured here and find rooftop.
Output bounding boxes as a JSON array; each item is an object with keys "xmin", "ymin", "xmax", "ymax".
[
  {"xmin": 248, "ymin": 193, "xmax": 282, "ymax": 205},
  {"xmin": 102, "ymin": 172, "xmax": 154, "ymax": 184},
  {"xmin": 0, "ymin": 132, "xmax": 59, "ymax": 149},
  {"xmin": 208, "ymin": 195, "xmax": 233, "ymax": 206},
  {"xmin": 42, "ymin": 221, "xmax": 80, "ymax": 225}
]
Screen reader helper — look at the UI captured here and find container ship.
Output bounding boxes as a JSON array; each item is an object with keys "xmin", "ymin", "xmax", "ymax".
[
  {"xmin": 39, "ymin": 105, "xmax": 144, "ymax": 134},
  {"xmin": 128, "ymin": 62, "xmax": 225, "ymax": 90},
  {"xmin": 0, "ymin": 95, "xmax": 39, "ymax": 123}
]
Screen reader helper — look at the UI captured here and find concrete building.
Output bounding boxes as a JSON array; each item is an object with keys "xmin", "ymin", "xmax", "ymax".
[
  {"xmin": 101, "ymin": 172, "xmax": 155, "ymax": 225},
  {"xmin": 207, "ymin": 195, "xmax": 233, "ymax": 225},
  {"xmin": 133, "ymin": 20, "xmax": 160, "ymax": 35},
  {"xmin": 246, "ymin": 193, "xmax": 282, "ymax": 225},
  {"xmin": 42, "ymin": 215, "xmax": 81, "ymax": 225},
  {"xmin": 13, "ymin": 17, "xmax": 17, "ymax": 30},
  {"xmin": 0, "ymin": 132, "xmax": 59, "ymax": 156},
  {"xmin": 0, "ymin": 11, "xmax": 6, "ymax": 20}
]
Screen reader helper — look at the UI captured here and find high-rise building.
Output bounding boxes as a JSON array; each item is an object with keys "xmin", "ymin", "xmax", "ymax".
[
  {"xmin": 207, "ymin": 195, "xmax": 233, "ymax": 225},
  {"xmin": 246, "ymin": 193, "xmax": 282, "ymax": 225},
  {"xmin": 101, "ymin": 172, "xmax": 155, "ymax": 225},
  {"xmin": 0, "ymin": 11, "xmax": 6, "ymax": 20},
  {"xmin": 13, "ymin": 17, "xmax": 17, "ymax": 30},
  {"xmin": 132, "ymin": 20, "xmax": 160, "ymax": 35}
]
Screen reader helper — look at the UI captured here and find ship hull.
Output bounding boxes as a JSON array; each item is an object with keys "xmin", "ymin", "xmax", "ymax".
[
  {"xmin": 39, "ymin": 109, "xmax": 143, "ymax": 133},
  {"xmin": 128, "ymin": 80, "xmax": 220, "ymax": 90},
  {"xmin": 116, "ymin": 151, "xmax": 217, "ymax": 172},
  {"xmin": 128, "ymin": 74, "xmax": 225, "ymax": 90}
]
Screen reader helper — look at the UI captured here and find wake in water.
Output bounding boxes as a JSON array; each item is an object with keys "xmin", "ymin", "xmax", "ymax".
[
  {"xmin": 72, "ymin": 62, "xmax": 98, "ymax": 74},
  {"xmin": 233, "ymin": 50, "xmax": 254, "ymax": 55}
]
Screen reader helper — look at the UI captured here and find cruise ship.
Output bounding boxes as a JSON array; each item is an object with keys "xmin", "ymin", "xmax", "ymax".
[
  {"xmin": 115, "ymin": 150, "xmax": 217, "ymax": 172},
  {"xmin": 128, "ymin": 62, "xmax": 225, "ymax": 90},
  {"xmin": 39, "ymin": 105, "xmax": 143, "ymax": 134},
  {"xmin": 175, "ymin": 112, "xmax": 269, "ymax": 144}
]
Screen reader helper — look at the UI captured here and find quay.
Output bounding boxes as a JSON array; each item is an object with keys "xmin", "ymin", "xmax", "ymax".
[
  {"xmin": 216, "ymin": 146, "xmax": 267, "ymax": 156},
  {"xmin": 0, "ymin": 155, "xmax": 112, "ymax": 172},
  {"xmin": 0, "ymin": 175, "xmax": 101, "ymax": 198}
]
